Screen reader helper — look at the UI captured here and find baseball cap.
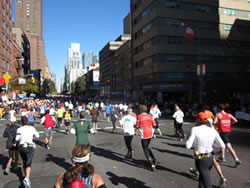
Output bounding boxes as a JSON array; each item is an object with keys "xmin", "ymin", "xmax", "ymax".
[{"xmin": 194, "ymin": 112, "xmax": 208, "ymax": 122}]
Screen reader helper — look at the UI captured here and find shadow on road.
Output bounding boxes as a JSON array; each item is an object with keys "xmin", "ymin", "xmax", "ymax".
[
  {"xmin": 106, "ymin": 171, "xmax": 151, "ymax": 188},
  {"xmin": 164, "ymin": 142, "xmax": 187, "ymax": 148},
  {"xmin": 34, "ymin": 139, "xmax": 45, "ymax": 148},
  {"xmin": 0, "ymin": 154, "xmax": 24, "ymax": 187},
  {"xmin": 151, "ymin": 147, "xmax": 193, "ymax": 159},
  {"xmin": 46, "ymin": 154, "xmax": 72, "ymax": 170},
  {"xmin": 91, "ymin": 146, "xmax": 149, "ymax": 170},
  {"xmin": 0, "ymin": 154, "xmax": 8, "ymax": 170}
]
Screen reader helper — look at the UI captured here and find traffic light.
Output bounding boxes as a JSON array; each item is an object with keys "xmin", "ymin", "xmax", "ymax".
[
  {"xmin": 106, "ymin": 79, "xmax": 110, "ymax": 84},
  {"xmin": 31, "ymin": 76, "xmax": 35, "ymax": 84}
]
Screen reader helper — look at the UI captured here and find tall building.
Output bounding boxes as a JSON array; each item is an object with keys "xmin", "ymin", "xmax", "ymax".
[
  {"xmin": 82, "ymin": 51, "xmax": 94, "ymax": 69},
  {"xmin": 12, "ymin": 27, "xmax": 30, "ymax": 75},
  {"xmin": 123, "ymin": 13, "xmax": 131, "ymax": 34},
  {"xmin": 15, "ymin": 0, "xmax": 48, "ymax": 78},
  {"xmin": 0, "ymin": 0, "xmax": 13, "ymax": 78},
  {"xmin": 130, "ymin": 0, "xmax": 250, "ymax": 103},
  {"xmin": 99, "ymin": 34, "xmax": 131, "ymax": 96},
  {"xmin": 65, "ymin": 43, "xmax": 85, "ymax": 92}
]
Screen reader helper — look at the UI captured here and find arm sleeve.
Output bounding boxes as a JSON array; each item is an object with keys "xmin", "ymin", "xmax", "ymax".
[
  {"xmin": 186, "ymin": 128, "xmax": 196, "ymax": 149},
  {"xmin": 15, "ymin": 129, "xmax": 21, "ymax": 142},
  {"xmin": 136, "ymin": 118, "xmax": 140, "ymax": 128},
  {"xmin": 40, "ymin": 116, "xmax": 45, "ymax": 124},
  {"xmin": 33, "ymin": 128, "xmax": 40, "ymax": 139},
  {"xmin": 3, "ymin": 127, "xmax": 8, "ymax": 137}
]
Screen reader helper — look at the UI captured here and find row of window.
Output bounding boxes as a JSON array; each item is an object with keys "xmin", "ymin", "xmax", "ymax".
[
  {"xmin": 135, "ymin": 17, "xmax": 250, "ymax": 41},
  {"xmin": 135, "ymin": 53, "xmax": 244, "ymax": 69},
  {"xmin": 2, "ymin": 5, "xmax": 12, "ymax": 26},
  {"xmin": 1, "ymin": 20, "xmax": 12, "ymax": 36},
  {"xmin": 2, "ymin": 32, "xmax": 11, "ymax": 49},
  {"xmin": 134, "ymin": 0, "xmax": 250, "ymax": 27},
  {"xmin": 0, "ymin": 58, "xmax": 11, "ymax": 71}
]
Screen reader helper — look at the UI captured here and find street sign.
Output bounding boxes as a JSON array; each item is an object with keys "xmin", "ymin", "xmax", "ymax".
[
  {"xmin": 3, "ymin": 73, "xmax": 11, "ymax": 83},
  {"xmin": 18, "ymin": 78, "xmax": 26, "ymax": 84}
]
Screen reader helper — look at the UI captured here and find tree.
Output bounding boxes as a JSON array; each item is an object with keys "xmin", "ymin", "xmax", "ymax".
[
  {"xmin": 70, "ymin": 75, "xmax": 86, "ymax": 95},
  {"xmin": 9, "ymin": 78, "xmax": 39, "ymax": 94},
  {"xmin": 41, "ymin": 79, "xmax": 57, "ymax": 96}
]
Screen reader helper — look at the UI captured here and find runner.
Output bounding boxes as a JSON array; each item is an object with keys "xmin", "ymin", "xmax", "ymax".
[
  {"xmin": 120, "ymin": 108, "xmax": 137, "ymax": 159},
  {"xmin": 70, "ymin": 111, "xmax": 94, "ymax": 146},
  {"xmin": 40, "ymin": 110, "xmax": 56, "ymax": 149},
  {"xmin": 56, "ymin": 106, "xmax": 65, "ymax": 128},
  {"xmin": 150, "ymin": 104, "xmax": 162, "ymax": 137},
  {"xmin": 136, "ymin": 105, "xmax": 157, "ymax": 171},
  {"xmin": 64, "ymin": 108, "xmax": 71, "ymax": 135},
  {"xmin": 14, "ymin": 116, "xmax": 39, "ymax": 188},
  {"xmin": 8, "ymin": 106, "xmax": 17, "ymax": 123},
  {"xmin": 172, "ymin": 105, "xmax": 185, "ymax": 141},
  {"xmin": 214, "ymin": 104, "xmax": 242, "ymax": 166},
  {"xmin": 186, "ymin": 112, "xmax": 225, "ymax": 188},
  {"xmin": 55, "ymin": 145, "xmax": 106, "ymax": 188},
  {"xmin": 3, "ymin": 121, "xmax": 20, "ymax": 174},
  {"xmin": 110, "ymin": 104, "xmax": 119, "ymax": 133},
  {"xmin": 105, "ymin": 103, "xmax": 111, "ymax": 123},
  {"xmin": 90, "ymin": 105, "xmax": 99, "ymax": 133},
  {"xmin": 27, "ymin": 108, "xmax": 36, "ymax": 126}
]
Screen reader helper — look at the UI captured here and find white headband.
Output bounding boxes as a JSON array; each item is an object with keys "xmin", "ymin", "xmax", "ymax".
[{"xmin": 72, "ymin": 153, "xmax": 90, "ymax": 163}]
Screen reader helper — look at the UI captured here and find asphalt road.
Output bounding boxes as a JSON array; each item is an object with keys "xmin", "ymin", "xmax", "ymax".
[{"xmin": 0, "ymin": 113, "xmax": 250, "ymax": 188}]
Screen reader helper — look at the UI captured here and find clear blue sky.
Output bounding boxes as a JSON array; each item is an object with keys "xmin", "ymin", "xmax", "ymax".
[{"xmin": 13, "ymin": 0, "xmax": 130, "ymax": 91}]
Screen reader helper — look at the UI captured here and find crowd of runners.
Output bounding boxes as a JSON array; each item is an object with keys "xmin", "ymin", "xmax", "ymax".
[{"xmin": 1, "ymin": 97, "xmax": 243, "ymax": 188}]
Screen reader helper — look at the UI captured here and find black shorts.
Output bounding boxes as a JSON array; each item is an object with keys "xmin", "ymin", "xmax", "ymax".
[
  {"xmin": 106, "ymin": 114, "xmax": 110, "ymax": 117},
  {"xmin": 65, "ymin": 120, "xmax": 71, "ymax": 126},
  {"xmin": 220, "ymin": 132, "xmax": 230, "ymax": 144},
  {"xmin": 92, "ymin": 120, "xmax": 97, "ymax": 123},
  {"xmin": 19, "ymin": 146, "xmax": 35, "ymax": 168}
]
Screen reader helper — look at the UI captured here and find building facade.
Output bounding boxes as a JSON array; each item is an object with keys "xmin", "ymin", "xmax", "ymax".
[
  {"xmin": 15, "ymin": 0, "xmax": 48, "ymax": 78},
  {"xmin": 65, "ymin": 43, "xmax": 84, "ymax": 92},
  {"xmin": 131, "ymin": 0, "xmax": 250, "ymax": 103},
  {"xmin": 0, "ymin": 0, "xmax": 13, "ymax": 78},
  {"xmin": 83, "ymin": 51, "xmax": 95, "ymax": 69},
  {"xmin": 12, "ymin": 27, "xmax": 30, "ymax": 75},
  {"xmin": 99, "ymin": 34, "xmax": 131, "ymax": 96}
]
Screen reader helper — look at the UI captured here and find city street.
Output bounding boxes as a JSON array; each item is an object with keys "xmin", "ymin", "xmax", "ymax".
[{"xmin": 0, "ymin": 114, "xmax": 250, "ymax": 188}]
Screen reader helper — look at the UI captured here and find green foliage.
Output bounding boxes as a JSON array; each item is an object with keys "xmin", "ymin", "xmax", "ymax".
[
  {"xmin": 70, "ymin": 75, "xmax": 86, "ymax": 94},
  {"xmin": 41, "ymin": 79, "xmax": 57, "ymax": 96},
  {"xmin": 9, "ymin": 78, "xmax": 39, "ymax": 93}
]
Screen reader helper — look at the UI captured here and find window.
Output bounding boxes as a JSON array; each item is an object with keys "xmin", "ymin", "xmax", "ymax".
[
  {"xmin": 142, "ymin": 6, "xmax": 152, "ymax": 18},
  {"xmin": 167, "ymin": 55, "xmax": 183, "ymax": 63},
  {"xmin": 249, "ymin": 12, "xmax": 250, "ymax": 18},
  {"xmin": 2, "ymin": 7, "xmax": 5, "ymax": 17},
  {"xmin": 2, "ymin": 59, "xmax": 5, "ymax": 68},
  {"xmin": 164, "ymin": 1, "xmax": 181, "ymax": 8},
  {"xmin": 223, "ymin": 8, "xmax": 236, "ymax": 16},
  {"xmin": 2, "ymin": 20, "xmax": 4, "ymax": 29},
  {"xmin": 197, "ymin": 5, "xmax": 210, "ymax": 13},
  {"xmin": 2, "ymin": 33, "xmax": 4, "ymax": 42},
  {"xmin": 6, "ymin": 62, "xmax": 8, "ymax": 71},
  {"xmin": 142, "ymin": 23, "xmax": 152, "ymax": 34},
  {"xmin": 167, "ymin": 37, "xmax": 182, "ymax": 44},
  {"xmin": 224, "ymin": 24, "xmax": 232, "ymax": 31},
  {"xmin": 143, "ymin": 57, "xmax": 152, "ymax": 66},
  {"xmin": 166, "ymin": 19, "xmax": 182, "ymax": 27}
]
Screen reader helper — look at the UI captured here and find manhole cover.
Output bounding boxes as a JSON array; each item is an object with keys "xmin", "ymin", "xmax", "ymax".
[{"xmin": 96, "ymin": 142, "xmax": 114, "ymax": 147}]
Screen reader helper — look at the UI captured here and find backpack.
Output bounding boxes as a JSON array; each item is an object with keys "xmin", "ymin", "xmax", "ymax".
[{"xmin": 28, "ymin": 112, "xmax": 35, "ymax": 122}]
